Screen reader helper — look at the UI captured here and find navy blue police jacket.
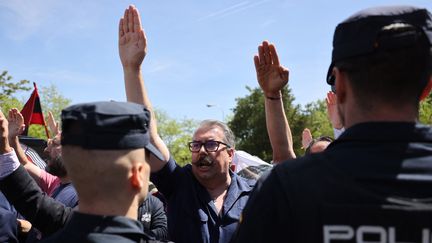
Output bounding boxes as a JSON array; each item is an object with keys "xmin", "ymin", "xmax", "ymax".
[{"xmin": 233, "ymin": 122, "xmax": 432, "ymax": 243}]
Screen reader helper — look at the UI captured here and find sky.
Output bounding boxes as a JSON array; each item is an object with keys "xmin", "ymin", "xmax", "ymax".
[{"xmin": 0, "ymin": 0, "xmax": 431, "ymax": 121}]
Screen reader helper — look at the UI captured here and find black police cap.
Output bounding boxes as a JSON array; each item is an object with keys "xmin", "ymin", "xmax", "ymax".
[
  {"xmin": 61, "ymin": 101, "xmax": 164, "ymax": 161},
  {"xmin": 327, "ymin": 6, "xmax": 432, "ymax": 86}
]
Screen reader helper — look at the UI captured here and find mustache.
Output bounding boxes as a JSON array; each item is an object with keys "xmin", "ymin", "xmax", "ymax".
[{"xmin": 192, "ymin": 156, "xmax": 213, "ymax": 167}]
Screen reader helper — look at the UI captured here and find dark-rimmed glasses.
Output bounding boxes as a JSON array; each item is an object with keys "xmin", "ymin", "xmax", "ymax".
[{"xmin": 188, "ymin": 140, "xmax": 230, "ymax": 153}]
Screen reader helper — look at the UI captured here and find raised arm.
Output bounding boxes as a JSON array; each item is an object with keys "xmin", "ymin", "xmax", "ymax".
[
  {"xmin": 0, "ymin": 109, "xmax": 71, "ymax": 236},
  {"xmin": 8, "ymin": 108, "xmax": 60, "ymax": 193},
  {"xmin": 254, "ymin": 41, "xmax": 296, "ymax": 163},
  {"xmin": 0, "ymin": 110, "xmax": 12, "ymax": 155},
  {"xmin": 7, "ymin": 108, "xmax": 43, "ymax": 180},
  {"xmin": 119, "ymin": 5, "xmax": 170, "ymax": 172}
]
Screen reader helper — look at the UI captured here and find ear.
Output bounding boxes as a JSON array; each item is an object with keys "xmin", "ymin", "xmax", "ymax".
[
  {"xmin": 419, "ymin": 76, "xmax": 432, "ymax": 101},
  {"xmin": 230, "ymin": 163, "xmax": 236, "ymax": 172},
  {"xmin": 130, "ymin": 165, "xmax": 144, "ymax": 189},
  {"xmin": 334, "ymin": 67, "xmax": 347, "ymax": 104},
  {"xmin": 227, "ymin": 148, "xmax": 235, "ymax": 159}
]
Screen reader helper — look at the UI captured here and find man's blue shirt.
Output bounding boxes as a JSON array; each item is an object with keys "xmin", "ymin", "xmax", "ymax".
[
  {"xmin": 51, "ymin": 183, "xmax": 78, "ymax": 208},
  {"xmin": 151, "ymin": 157, "xmax": 255, "ymax": 243}
]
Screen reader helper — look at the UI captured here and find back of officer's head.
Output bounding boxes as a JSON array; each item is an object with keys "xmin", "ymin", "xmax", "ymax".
[
  {"xmin": 327, "ymin": 6, "xmax": 432, "ymax": 111},
  {"xmin": 60, "ymin": 101, "xmax": 164, "ymax": 209}
]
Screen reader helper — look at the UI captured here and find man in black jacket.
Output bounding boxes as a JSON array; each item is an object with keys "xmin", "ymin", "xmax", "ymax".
[
  {"xmin": 0, "ymin": 101, "xmax": 167, "ymax": 242},
  {"xmin": 233, "ymin": 6, "xmax": 432, "ymax": 243}
]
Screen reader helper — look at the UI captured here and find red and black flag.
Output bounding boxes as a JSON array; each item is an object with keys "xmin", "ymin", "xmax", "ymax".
[{"xmin": 21, "ymin": 82, "xmax": 49, "ymax": 138}]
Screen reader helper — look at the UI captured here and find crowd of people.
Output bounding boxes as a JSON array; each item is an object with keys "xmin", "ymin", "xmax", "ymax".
[{"xmin": 0, "ymin": 4, "xmax": 431, "ymax": 243}]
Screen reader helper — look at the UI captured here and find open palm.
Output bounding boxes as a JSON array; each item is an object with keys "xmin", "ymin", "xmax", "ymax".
[
  {"xmin": 119, "ymin": 5, "xmax": 147, "ymax": 69},
  {"xmin": 254, "ymin": 41, "xmax": 289, "ymax": 97},
  {"xmin": 7, "ymin": 108, "xmax": 25, "ymax": 138}
]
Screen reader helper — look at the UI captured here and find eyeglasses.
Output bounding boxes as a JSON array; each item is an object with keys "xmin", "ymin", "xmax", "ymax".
[{"xmin": 188, "ymin": 140, "xmax": 230, "ymax": 153}]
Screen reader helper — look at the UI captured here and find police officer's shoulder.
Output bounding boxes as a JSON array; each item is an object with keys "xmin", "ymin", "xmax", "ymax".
[{"xmin": 274, "ymin": 153, "xmax": 327, "ymax": 179}]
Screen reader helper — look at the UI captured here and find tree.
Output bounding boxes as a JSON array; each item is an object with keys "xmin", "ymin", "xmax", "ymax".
[
  {"xmin": 0, "ymin": 71, "xmax": 31, "ymax": 100},
  {"xmin": 301, "ymin": 99, "xmax": 333, "ymax": 139},
  {"xmin": 0, "ymin": 71, "xmax": 30, "ymax": 114},
  {"xmin": 229, "ymin": 86, "xmax": 305, "ymax": 162},
  {"xmin": 419, "ymin": 92, "xmax": 432, "ymax": 124},
  {"xmin": 40, "ymin": 84, "xmax": 72, "ymax": 125},
  {"xmin": 155, "ymin": 110, "xmax": 197, "ymax": 166}
]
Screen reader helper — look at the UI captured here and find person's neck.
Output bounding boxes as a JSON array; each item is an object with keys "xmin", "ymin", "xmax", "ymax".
[
  {"xmin": 77, "ymin": 196, "xmax": 139, "ymax": 220},
  {"xmin": 343, "ymin": 103, "xmax": 418, "ymax": 129},
  {"xmin": 59, "ymin": 176, "xmax": 71, "ymax": 184},
  {"xmin": 200, "ymin": 174, "xmax": 232, "ymax": 201}
]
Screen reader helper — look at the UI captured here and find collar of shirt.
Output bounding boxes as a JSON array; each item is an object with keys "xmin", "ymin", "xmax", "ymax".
[
  {"xmin": 329, "ymin": 122, "xmax": 432, "ymax": 147},
  {"xmin": 64, "ymin": 212, "xmax": 151, "ymax": 239}
]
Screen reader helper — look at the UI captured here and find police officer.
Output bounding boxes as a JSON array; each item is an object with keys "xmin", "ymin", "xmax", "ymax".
[
  {"xmin": 233, "ymin": 6, "xmax": 432, "ymax": 243},
  {"xmin": 0, "ymin": 101, "xmax": 169, "ymax": 242}
]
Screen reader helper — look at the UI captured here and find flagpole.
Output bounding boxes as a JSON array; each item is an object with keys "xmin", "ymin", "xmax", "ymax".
[{"xmin": 44, "ymin": 125, "xmax": 50, "ymax": 139}]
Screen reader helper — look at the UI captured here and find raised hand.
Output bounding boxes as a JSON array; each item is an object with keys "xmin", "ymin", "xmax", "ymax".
[
  {"xmin": 119, "ymin": 5, "xmax": 147, "ymax": 70},
  {"xmin": 47, "ymin": 111, "xmax": 60, "ymax": 136},
  {"xmin": 301, "ymin": 128, "xmax": 313, "ymax": 149},
  {"xmin": 8, "ymin": 108, "xmax": 25, "ymax": 139},
  {"xmin": 254, "ymin": 41, "xmax": 289, "ymax": 98},
  {"xmin": 0, "ymin": 109, "xmax": 12, "ymax": 153},
  {"xmin": 326, "ymin": 91, "xmax": 343, "ymax": 129}
]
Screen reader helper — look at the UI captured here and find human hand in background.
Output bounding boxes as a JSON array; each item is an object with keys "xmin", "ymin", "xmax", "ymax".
[
  {"xmin": 7, "ymin": 108, "xmax": 25, "ymax": 139},
  {"xmin": 326, "ymin": 91, "xmax": 343, "ymax": 129},
  {"xmin": 301, "ymin": 128, "xmax": 313, "ymax": 149}
]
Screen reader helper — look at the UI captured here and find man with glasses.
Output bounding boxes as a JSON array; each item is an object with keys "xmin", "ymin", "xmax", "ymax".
[{"xmin": 119, "ymin": 5, "xmax": 255, "ymax": 243}]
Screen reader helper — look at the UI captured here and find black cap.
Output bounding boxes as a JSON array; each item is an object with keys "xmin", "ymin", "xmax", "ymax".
[
  {"xmin": 61, "ymin": 101, "xmax": 164, "ymax": 161},
  {"xmin": 327, "ymin": 6, "xmax": 432, "ymax": 85}
]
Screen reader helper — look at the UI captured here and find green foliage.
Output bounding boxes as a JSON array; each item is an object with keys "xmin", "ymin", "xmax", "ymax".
[
  {"xmin": 0, "ymin": 71, "xmax": 30, "ymax": 102},
  {"xmin": 28, "ymin": 125, "xmax": 48, "ymax": 139},
  {"xmin": 0, "ymin": 71, "xmax": 30, "ymax": 114},
  {"xmin": 419, "ymin": 92, "xmax": 432, "ymax": 124},
  {"xmin": 0, "ymin": 97, "xmax": 23, "ymax": 115},
  {"xmin": 229, "ymin": 86, "xmax": 270, "ymax": 161},
  {"xmin": 40, "ymin": 84, "xmax": 72, "ymax": 122},
  {"xmin": 156, "ymin": 109, "xmax": 197, "ymax": 166},
  {"xmin": 0, "ymin": 71, "xmax": 71, "ymax": 140},
  {"xmin": 302, "ymin": 100, "xmax": 333, "ymax": 139},
  {"xmin": 229, "ymin": 86, "xmax": 306, "ymax": 162}
]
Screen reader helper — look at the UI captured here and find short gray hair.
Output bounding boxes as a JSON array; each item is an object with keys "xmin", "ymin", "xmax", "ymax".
[{"xmin": 195, "ymin": 120, "xmax": 235, "ymax": 148}]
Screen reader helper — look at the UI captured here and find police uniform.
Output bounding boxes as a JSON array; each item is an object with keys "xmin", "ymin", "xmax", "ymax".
[
  {"xmin": 233, "ymin": 5, "xmax": 432, "ymax": 243},
  {"xmin": 233, "ymin": 122, "xmax": 432, "ymax": 243}
]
